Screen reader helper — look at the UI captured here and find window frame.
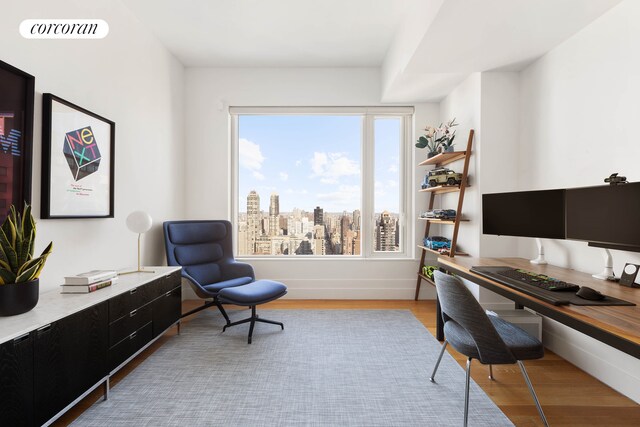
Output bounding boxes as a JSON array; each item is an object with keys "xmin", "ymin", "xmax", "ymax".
[{"xmin": 230, "ymin": 106, "xmax": 414, "ymax": 259}]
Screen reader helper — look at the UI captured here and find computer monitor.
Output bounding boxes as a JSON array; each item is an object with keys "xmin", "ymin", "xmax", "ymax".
[
  {"xmin": 565, "ymin": 182, "xmax": 640, "ymax": 251},
  {"xmin": 482, "ymin": 189, "xmax": 566, "ymax": 239}
]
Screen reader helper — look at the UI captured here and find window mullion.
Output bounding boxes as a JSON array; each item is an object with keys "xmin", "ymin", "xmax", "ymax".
[{"xmin": 361, "ymin": 114, "xmax": 375, "ymax": 258}]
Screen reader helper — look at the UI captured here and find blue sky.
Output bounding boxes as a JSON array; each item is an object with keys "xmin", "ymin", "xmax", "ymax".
[{"xmin": 238, "ymin": 115, "xmax": 400, "ymax": 213}]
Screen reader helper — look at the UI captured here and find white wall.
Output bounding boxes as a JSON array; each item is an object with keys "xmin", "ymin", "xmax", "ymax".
[
  {"xmin": 517, "ymin": 0, "xmax": 640, "ymax": 402},
  {"xmin": 184, "ymin": 67, "xmax": 439, "ymax": 299},
  {"xmin": 0, "ymin": 0, "xmax": 185, "ymax": 292}
]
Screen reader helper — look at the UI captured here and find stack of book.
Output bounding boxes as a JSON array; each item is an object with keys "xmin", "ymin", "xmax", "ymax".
[{"xmin": 61, "ymin": 270, "xmax": 118, "ymax": 294}]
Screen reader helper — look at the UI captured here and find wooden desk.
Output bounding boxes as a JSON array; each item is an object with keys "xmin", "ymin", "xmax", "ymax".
[{"xmin": 436, "ymin": 257, "xmax": 640, "ymax": 359}]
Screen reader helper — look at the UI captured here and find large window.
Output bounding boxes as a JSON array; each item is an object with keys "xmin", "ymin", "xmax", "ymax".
[{"xmin": 231, "ymin": 107, "xmax": 413, "ymax": 258}]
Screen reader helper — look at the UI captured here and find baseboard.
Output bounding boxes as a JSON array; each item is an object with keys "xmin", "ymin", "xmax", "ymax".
[
  {"xmin": 542, "ymin": 317, "xmax": 640, "ymax": 404},
  {"xmin": 181, "ymin": 278, "xmax": 435, "ymax": 300}
]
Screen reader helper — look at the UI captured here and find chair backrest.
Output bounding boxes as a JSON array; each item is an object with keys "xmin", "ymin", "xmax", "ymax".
[
  {"xmin": 433, "ymin": 271, "xmax": 516, "ymax": 364},
  {"xmin": 163, "ymin": 220, "xmax": 241, "ymax": 291}
]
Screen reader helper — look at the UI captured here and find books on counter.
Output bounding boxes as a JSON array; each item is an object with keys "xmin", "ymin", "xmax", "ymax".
[
  {"xmin": 64, "ymin": 269, "xmax": 118, "ymax": 285},
  {"xmin": 61, "ymin": 277, "xmax": 118, "ymax": 294}
]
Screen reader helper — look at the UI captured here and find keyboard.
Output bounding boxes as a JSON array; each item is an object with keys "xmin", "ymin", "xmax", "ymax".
[
  {"xmin": 470, "ymin": 266, "xmax": 578, "ymax": 306},
  {"xmin": 496, "ymin": 268, "xmax": 580, "ymax": 292}
]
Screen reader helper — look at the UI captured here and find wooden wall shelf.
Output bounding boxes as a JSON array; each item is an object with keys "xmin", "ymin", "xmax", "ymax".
[
  {"xmin": 415, "ymin": 130, "xmax": 474, "ymax": 300},
  {"xmin": 418, "ymin": 151, "xmax": 468, "ymax": 167}
]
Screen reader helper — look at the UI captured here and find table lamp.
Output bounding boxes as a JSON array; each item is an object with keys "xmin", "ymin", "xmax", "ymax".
[{"xmin": 121, "ymin": 210, "xmax": 155, "ymax": 275}]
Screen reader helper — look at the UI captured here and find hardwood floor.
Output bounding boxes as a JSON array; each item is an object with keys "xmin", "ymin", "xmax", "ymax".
[{"xmin": 55, "ymin": 299, "xmax": 640, "ymax": 426}]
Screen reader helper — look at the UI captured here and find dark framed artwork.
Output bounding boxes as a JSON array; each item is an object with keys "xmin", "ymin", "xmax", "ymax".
[
  {"xmin": 0, "ymin": 60, "xmax": 34, "ymax": 220},
  {"xmin": 41, "ymin": 94, "xmax": 115, "ymax": 218}
]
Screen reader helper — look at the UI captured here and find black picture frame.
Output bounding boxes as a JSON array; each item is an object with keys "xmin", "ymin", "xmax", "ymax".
[
  {"xmin": 41, "ymin": 94, "xmax": 115, "ymax": 219},
  {"xmin": 0, "ymin": 60, "xmax": 34, "ymax": 220}
]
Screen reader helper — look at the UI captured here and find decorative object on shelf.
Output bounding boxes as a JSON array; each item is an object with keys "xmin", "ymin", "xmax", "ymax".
[
  {"xmin": 0, "ymin": 60, "xmax": 35, "ymax": 222},
  {"xmin": 121, "ymin": 210, "xmax": 155, "ymax": 275},
  {"xmin": 604, "ymin": 172, "xmax": 627, "ymax": 185},
  {"xmin": 421, "ymin": 167, "xmax": 463, "ymax": 189},
  {"xmin": 41, "ymin": 93, "xmax": 115, "ymax": 219},
  {"xmin": 0, "ymin": 204, "xmax": 53, "ymax": 316},
  {"xmin": 415, "ymin": 118, "xmax": 458, "ymax": 157},
  {"xmin": 422, "ymin": 265, "xmax": 436, "ymax": 280}
]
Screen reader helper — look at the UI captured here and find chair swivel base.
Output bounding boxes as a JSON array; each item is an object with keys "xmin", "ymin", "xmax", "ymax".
[{"xmin": 222, "ymin": 305, "xmax": 284, "ymax": 344}]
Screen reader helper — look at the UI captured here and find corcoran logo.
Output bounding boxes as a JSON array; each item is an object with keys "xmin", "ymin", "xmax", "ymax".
[{"xmin": 19, "ymin": 19, "xmax": 109, "ymax": 39}]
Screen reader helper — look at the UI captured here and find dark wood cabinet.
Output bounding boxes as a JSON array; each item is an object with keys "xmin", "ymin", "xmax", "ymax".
[
  {"xmin": 0, "ymin": 267, "xmax": 181, "ymax": 426},
  {"xmin": 34, "ymin": 302, "xmax": 108, "ymax": 426},
  {"xmin": 0, "ymin": 332, "xmax": 34, "ymax": 427},
  {"xmin": 107, "ymin": 272, "xmax": 181, "ymax": 372},
  {"xmin": 152, "ymin": 286, "xmax": 181, "ymax": 338}
]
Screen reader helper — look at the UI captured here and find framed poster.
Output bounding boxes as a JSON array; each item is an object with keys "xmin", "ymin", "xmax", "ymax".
[
  {"xmin": 0, "ymin": 60, "xmax": 34, "ymax": 220},
  {"xmin": 41, "ymin": 94, "xmax": 115, "ymax": 218}
]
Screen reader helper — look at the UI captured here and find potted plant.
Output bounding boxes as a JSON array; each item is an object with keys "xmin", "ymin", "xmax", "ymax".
[
  {"xmin": 415, "ymin": 118, "xmax": 459, "ymax": 157},
  {"xmin": 0, "ymin": 204, "xmax": 53, "ymax": 316}
]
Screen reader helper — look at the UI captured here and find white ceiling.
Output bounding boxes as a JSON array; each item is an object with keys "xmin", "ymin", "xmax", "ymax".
[
  {"xmin": 125, "ymin": 0, "xmax": 415, "ymax": 67},
  {"xmin": 124, "ymin": 0, "xmax": 622, "ymax": 101}
]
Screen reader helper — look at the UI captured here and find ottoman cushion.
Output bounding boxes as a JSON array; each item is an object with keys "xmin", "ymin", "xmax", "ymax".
[{"xmin": 218, "ymin": 279, "xmax": 287, "ymax": 306}]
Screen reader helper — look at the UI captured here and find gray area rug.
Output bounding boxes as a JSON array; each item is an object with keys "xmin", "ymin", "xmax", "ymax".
[{"xmin": 72, "ymin": 309, "xmax": 513, "ymax": 426}]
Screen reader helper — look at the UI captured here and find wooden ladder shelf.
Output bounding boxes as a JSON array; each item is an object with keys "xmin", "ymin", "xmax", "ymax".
[{"xmin": 414, "ymin": 129, "xmax": 474, "ymax": 300}]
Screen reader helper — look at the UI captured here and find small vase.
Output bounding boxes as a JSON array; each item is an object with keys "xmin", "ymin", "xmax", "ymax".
[
  {"xmin": 0, "ymin": 279, "xmax": 39, "ymax": 316},
  {"xmin": 427, "ymin": 151, "xmax": 438, "ymax": 158},
  {"xmin": 444, "ymin": 146, "xmax": 454, "ymax": 153}
]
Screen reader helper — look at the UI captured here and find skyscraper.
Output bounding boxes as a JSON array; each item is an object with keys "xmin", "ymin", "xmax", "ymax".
[
  {"xmin": 376, "ymin": 211, "xmax": 397, "ymax": 252},
  {"xmin": 269, "ymin": 192, "xmax": 280, "ymax": 236},
  {"xmin": 247, "ymin": 190, "xmax": 260, "ymax": 254},
  {"xmin": 314, "ymin": 206, "xmax": 324, "ymax": 226}
]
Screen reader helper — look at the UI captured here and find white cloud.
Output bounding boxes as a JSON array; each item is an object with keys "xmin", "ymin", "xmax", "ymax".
[
  {"xmin": 388, "ymin": 164, "xmax": 398, "ymax": 173},
  {"xmin": 310, "ymin": 151, "xmax": 359, "ymax": 184},
  {"xmin": 239, "ymin": 138, "xmax": 265, "ymax": 172},
  {"xmin": 279, "ymin": 172, "xmax": 289, "ymax": 181},
  {"xmin": 253, "ymin": 171, "xmax": 265, "ymax": 181},
  {"xmin": 295, "ymin": 160, "xmax": 302, "ymax": 167},
  {"xmin": 317, "ymin": 185, "xmax": 361, "ymax": 210}
]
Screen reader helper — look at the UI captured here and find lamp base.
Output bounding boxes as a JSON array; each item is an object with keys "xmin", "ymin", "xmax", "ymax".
[{"xmin": 119, "ymin": 268, "xmax": 156, "ymax": 276}]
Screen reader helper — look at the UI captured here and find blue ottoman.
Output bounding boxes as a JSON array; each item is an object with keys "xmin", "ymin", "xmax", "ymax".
[{"xmin": 218, "ymin": 279, "xmax": 287, "ymax": 344}]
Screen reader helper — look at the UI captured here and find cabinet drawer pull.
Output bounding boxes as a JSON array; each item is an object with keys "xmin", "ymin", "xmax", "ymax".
[
  {"xmin": 129, "ymin": 309, "xmax": 137, "ymax": 317},
  {"xmin": 130, "ymin": 288, "xmax": 138, "ymax": 295},
  {"xmin": 37, "ymin": 324, "xmax": 52, "ymax": 333},
  {"xmin": 129, "ymin": 331, "xmax": 137, "ymax": 340},
  {"xmin": 165, "ymin": 274, "xmax": 171, "ymax": 279},
  {"xmin": 13, "ymin": 332, "xmax": 30, "ymax": 343},
  {"xmin": 165, "ymin": 291, "xmax": 172, "ymax": 297}
]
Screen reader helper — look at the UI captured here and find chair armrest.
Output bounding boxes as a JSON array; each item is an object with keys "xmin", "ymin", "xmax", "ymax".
[{"xmin": 222, "ymin": 261, "xmax": 255, "ymax": 281}]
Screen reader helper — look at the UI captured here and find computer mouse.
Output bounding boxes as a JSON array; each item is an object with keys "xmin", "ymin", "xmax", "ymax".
[{"xmin": 576, "ymin": 286, "xmax": 606, "ymax": 301}]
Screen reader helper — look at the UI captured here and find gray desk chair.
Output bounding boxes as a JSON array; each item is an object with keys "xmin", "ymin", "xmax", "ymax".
[{"xmin": 430, "ymin": 271, "xmax": 548, "ymax": 427}]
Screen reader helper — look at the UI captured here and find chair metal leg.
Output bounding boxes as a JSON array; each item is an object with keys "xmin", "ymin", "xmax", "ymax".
[
  {"xmin": 518, "ymin": 360, "xmax": 549, "ymax": 427},
  {"xmin": 464, "ymin": 358, "xmax": 471, "ymax": 427},
  {"xmin": 221, "ymin": 305, "xmax": 284, "ymax": 344},
  {"xmin": 489, "ymin": 364, "xmax": 494, "ymax": 380},
  {"xmin": 430, "ymin": 340, "xmax": 448, "ymax": 382},
  {"xmin": 214, "ymin": 298, "xmax": 231, "ymax": 326}
]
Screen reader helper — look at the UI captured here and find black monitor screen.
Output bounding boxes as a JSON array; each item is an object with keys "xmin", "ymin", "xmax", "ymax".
[
  {"xmin": 565, "ymin": 183, "xmax": 640, "ymax": 249},
  {"xmin": 482, "ymin": 189, "xmax": 566, "ymax": 239}
]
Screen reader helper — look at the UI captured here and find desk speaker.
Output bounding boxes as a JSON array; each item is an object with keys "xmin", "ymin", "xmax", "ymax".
[{"xmin": 619, "ymin": 263, "xmax": 640, "ymax": 288}]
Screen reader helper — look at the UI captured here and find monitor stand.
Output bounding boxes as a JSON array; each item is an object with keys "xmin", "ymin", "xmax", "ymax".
[
  {"xmin": 530, "ymin": 238, "xmax": 547, "ymax": 265},
  {"xmin": 592, "ymin": 248, "xmax": 618, "ymax": 280}
]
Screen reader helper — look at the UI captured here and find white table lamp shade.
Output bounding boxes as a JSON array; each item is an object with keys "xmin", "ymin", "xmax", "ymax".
[{"xmin": 126, "ymin": 211, "xmax": 153, "ymax": 234}]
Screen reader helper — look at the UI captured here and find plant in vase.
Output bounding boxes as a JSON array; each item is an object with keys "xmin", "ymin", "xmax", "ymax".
[
  {"xmin": 0, "ymin": 204, "xmax": 53, "ymax": 316},
  {"xmin": 415, "ymin": 118, "xmax": 459, "ymax": 157}
]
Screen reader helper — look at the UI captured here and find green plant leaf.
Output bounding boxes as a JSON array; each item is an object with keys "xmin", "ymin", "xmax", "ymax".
[
  {"xmin": 0, "ymin": 227, "xmax": 18, "ymax": 272},
  {"xmin": 16, "ymin": 260, "xmax": 41, "ymax": 283},
  {"xmin": 0, "ymin": 268, "xmax": 16, "ymax": 285}
]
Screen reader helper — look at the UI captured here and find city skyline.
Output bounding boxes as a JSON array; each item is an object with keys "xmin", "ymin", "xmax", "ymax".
[{"xmin": 237, "ymin": 189, "xmax": 399, "ymax": 256}]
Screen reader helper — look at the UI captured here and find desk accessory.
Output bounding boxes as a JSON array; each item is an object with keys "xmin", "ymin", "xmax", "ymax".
[
  {"xmin": 619, "ymin": 263, "xmax": 640, "ymax": 288},
  {"xmin": 120, "ymin": 210, "xmax": 155, "ymax": 275}
]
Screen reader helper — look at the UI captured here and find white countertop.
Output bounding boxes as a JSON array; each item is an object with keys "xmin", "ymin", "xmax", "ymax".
[{"xmin": 0, "ymin": 266, "xmax": 181, "ymax": 344}]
